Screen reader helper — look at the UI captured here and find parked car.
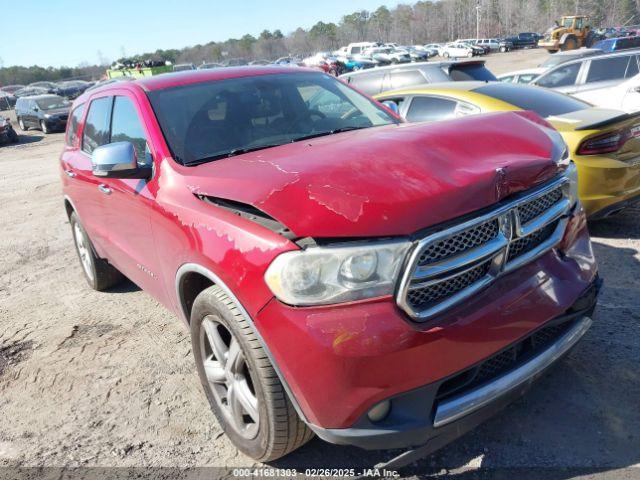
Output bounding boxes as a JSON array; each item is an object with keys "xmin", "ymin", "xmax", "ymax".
[
  {"xmin": 14, "ymin": 86, "xmax": 49, "ymax": 98},
  {"xmin": 457, "ymin": 39, "xmax": 489, "ymax": 54},
  {"xmin": 496, "ymin": 38, "xmax": 515, "ymax": 52},
  {"xmin": 342, "ymin": 42, "xmax": 378, "ymax": 56},
  {"xmin": 440, "ymin": 43, "xmax": 476, "ymax": 58},
  {"xmin": 15, "ymin": 94, "xmax": 70, "ymax": 134},
  {"xmin": 225, "ymin": 58, "xmax": 249, "ymax": 67},
  {"xmin": 592, "ymin": 36, "xmax": 640, "ymax": 53},
  {"xmin": 61, "ymin": 66, "xmax": 598, "ymax": 462},
  {"xmin": 340, "ymin": 60, "xmax": 497, "ymax": 95},
  {"xmin": 0, "ymin": 84, "xmax": 25, "ymax": 94},
  {"xmin": 248, "ymin": 60, "xmax": 271, "ymax": 66},
  {"xmin": 408, "ymin": 45, "xmax": 434, "ymax": 59},
  {"xmin": 538, "ymin": 48, "xmax": 604, "ymax": 69},
  {"xmin": 474, "ymin": 38, "xmax": 502, "ymax": 51},
  {"xmin": 375, "ymin": 81, "xmax": 640, "ymax": 218},
  {"xmin": 403, "ymin": 46, "xmax": 430, "ymax": 62},
  {"xmin": 362, "ymin": 46, "xmax": 411, "ymax": 64},
  {"xmin": 532, "ymin": 49, "xmax": 640, "ymax": 97},
  {"xmin": 505, "ymin": 32, "xmax": 539, "ymax": 48},
  {"xmin": 422, "ymin": 44, "xmax": 441, "ymax": 56},
  {"xmin": 498, "ymin": 67, "xmax": 545, "ymax": 84},
  {"xmin": 198, "ymin": 62, "xmax": 224, "ymax": 70},
  {"xmin": 173, "ymin": 63, "xmax": 196, "ymax": 72},
  {"xmin": 0, "ymin": 115, "xmax": 19, "ymax": 144},
  {"xmin": 28, "ymin": 81, "xmax": 58, "ymax": 93},
  {"xmin": 0, "ymin": 91, "xmax": 16, "ymax": 110},
  {"xmin": 54, "ymin": 80, "xmax": 91, "ymax": 99}
]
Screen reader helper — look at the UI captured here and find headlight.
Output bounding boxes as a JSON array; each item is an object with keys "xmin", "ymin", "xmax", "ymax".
[
  {"xmin": 264, "ymin": 240, "xmax": 411, "ymax": 306},
  {"xmin": 563, "ymin": 161, "xmax": 579, "ymax": 207}
]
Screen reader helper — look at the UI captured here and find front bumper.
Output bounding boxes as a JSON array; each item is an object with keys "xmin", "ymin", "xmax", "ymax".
[
  {"xmin": 44, "ymin": 117, "xmax": 68, "ymax": 131},
  {"xmin": 309, "ymin": 283, "xmax": 597, "ymax": 451}
]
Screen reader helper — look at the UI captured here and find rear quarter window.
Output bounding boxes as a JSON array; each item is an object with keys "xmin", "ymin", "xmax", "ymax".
[
  {"xmin": 474, "ymin": 83, "xmax": 590, "ymax": 117},
  {"xmin": 448, "ymin": 64, "xmax": 497, "ymax": 81}
]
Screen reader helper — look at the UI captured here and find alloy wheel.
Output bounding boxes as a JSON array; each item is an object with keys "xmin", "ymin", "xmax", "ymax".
[
  {"xmin": 200, "ymin": 316, "xmax": 259, "ymax": 439},
  {"xmin": 73, "ymin": 222, "xmax": 94, "ymax": 282}
]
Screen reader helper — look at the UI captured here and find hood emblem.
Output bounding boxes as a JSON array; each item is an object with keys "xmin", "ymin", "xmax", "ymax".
[{"xmin": 494, "ymin": 167, "xmax": 508, "ymax": 201}]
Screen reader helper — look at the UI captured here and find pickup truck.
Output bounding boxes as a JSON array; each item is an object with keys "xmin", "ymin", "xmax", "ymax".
[
  {"xmin": 60, "ymin": 66, "xmax": 599, "ymax": 462},
  {"xmin": 505, "ymin": 32, "xmax": 540, "ymax": 48}
]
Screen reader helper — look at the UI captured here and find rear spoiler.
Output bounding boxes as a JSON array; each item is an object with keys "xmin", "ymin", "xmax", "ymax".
[{"xmin": 574, "ymin": 110, "xmax": 640, "ymax": 131}]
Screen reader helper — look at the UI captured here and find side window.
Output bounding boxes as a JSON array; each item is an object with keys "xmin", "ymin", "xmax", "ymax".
[
  {"xmin": 82, "ymin": 97, "xmax": 112, "ymax": 155},
  {"xmin": 586, "ymin": 56, "xmax": 631, "ymax": 83},
  {"xmin": 110, "ymin": 96, "xmax": 149, "ymax": 162},
  {"xmin": 406, "ymin": 96, "xmax": 458, "ymax": 122},
  {"xmin": 500, "ymin": 75, "xmax": 514, "ymax": 83},
  {"xmin": 65, "ymin": 104, "xmax": 85, "ymax": 147},
  {"xmin": 349, "ymin": 73, "xmax": 383, "ymax": 95},
  {"xmin": 389, "ymin": 71, "xmax": 426, "ymax": 90},
  {"xmin": 536, "ymin": 63, "xmax": 581, "ymax": 88}
]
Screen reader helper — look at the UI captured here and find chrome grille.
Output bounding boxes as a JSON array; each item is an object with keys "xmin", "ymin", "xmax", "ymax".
[
  {"xmin": 517, "ymin": 186, "xmax": 563, "ymax": 225},
  {"xmin": 408, "ymin": 261, "xmax": 492, "ymax": 310},
  {"xmin": 418, "ymin": 220, "xmax": 499, "ymax": 266},
  {"xmin": 397, "ymin": 175, "xmax": 572, "ymax": 322},
  {"xmin": 507, "ymin": 220, "xmax": 559, "ymax": 262}
]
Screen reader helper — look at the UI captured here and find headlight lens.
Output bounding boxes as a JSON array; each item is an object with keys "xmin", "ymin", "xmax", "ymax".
[{"xmin": 265, "ymin": 241, "xmax": 411, "ymax": 306}]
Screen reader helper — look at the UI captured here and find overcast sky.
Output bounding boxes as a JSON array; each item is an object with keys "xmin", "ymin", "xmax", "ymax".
[{"xmin": 0, "ymin": 0, "xmax": 402, "ymax": 68}]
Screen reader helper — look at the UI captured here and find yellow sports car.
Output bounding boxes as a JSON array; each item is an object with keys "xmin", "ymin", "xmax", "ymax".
[{"xmin": 375, "ymin": 82, "xmax": 640, "ymax": 219}]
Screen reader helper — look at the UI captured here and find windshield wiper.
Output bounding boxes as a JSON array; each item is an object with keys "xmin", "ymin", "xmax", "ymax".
[
  {"xmin": 185, "ymin": 143, "xmax": 285, "ymax": 166},
  {"xmin": 291, "ymin": 126, "xmax": 369, "ymax": 143}
]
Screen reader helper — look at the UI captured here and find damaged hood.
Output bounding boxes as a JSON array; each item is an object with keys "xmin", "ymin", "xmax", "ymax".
[{"xmin": 185, "ymin": 111, "xmax": 562, "ymax": 238}]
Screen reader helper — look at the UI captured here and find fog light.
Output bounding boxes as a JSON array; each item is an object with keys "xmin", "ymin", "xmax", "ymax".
[{"xmin": 367, "ymin": 400, "xmax": 391, "ymax": 423}]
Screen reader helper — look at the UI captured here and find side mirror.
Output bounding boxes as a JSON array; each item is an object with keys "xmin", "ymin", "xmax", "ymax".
[
  {"xmin": 381, "ymin": 100, "xmax": 400, "ymax": 115},
  {"xmin": 91, "ymin": 142, "xmax": 151, "ymax": 179},
  {"xmin": 33, "ymin": 106, "xmax": 39, "ymax": 112}
]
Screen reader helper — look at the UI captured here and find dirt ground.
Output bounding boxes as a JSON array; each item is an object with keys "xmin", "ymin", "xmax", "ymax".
[{"xmin": 1, "ymin": 49, "xmax": 639, "ymax": 478}]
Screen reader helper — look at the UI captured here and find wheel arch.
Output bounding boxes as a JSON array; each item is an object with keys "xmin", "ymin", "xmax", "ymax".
[{"xmin": 174, "ymin": 262, "xmax": 310, "ymax": 424}]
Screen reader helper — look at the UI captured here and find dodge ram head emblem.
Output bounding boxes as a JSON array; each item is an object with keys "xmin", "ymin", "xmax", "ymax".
[{"xmin": 494, "ymin": 167, "xmax": 508, "ymax": 200}]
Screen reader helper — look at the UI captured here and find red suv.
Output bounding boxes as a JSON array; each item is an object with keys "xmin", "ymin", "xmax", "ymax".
[{"xmin": 60, "ymin": 67, "xmax": 599, "ymax": 462}]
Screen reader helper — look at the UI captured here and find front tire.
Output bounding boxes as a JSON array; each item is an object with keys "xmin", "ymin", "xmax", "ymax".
[
  {"xmin": 40, "ymin": 120, "xmax": 49, "ymax": 134},
  {"xmin": 191, "ymin": 285, "xmax": 313, "ymax": 461},
  {"xmin": 18, "ymin": 117, "xmax": 27, "ymax": 131},
  {"xmin": 70, "ymin": 211, "xmax": 123, "ymax": 291}
]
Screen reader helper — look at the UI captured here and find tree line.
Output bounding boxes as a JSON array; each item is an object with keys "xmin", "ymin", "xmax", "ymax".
[{"xmin": 1, "ymin": 0, "xmax": 638, "ymax": 85}]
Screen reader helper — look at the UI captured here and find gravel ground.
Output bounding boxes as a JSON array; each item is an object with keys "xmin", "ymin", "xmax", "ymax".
[{"xmin": 0, "ymin": 49, "xmax": 639, "ymax": 478}]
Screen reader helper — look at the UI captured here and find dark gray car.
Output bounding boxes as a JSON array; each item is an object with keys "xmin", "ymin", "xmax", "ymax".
[
  {"xmin": 339, "ymin": 60, "xmax": 497, "ymax": 96},
  {"xmin": 15, "ymin": 94, "xmax": 70, "ymax": 134}
]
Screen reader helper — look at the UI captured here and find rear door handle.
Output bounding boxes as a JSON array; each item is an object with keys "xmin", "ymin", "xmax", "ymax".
[
  {"xmin": 98, "ymin": 184, "xmax": 112, "ymax": 195},
  {"xmin": 64, "ymin": 169, "xmax": 76, "ymax": 178}
]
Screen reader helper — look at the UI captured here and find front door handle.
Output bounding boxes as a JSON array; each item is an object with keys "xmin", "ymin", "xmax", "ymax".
[
  {"xmin": 98, "ymin": 184, "xmax": 112, "ymax": 195},
  {"xmin": 64, "ymin": 169, "xmax": 76, "ymax": 178}
]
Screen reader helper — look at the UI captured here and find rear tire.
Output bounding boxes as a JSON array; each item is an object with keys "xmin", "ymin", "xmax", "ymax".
[
  {"xmin": 40, "ymin": 120, "xmax": 49, "ymax": 134},
  {"xmin": 69, "ymin": 211, "xmax": 124, "ymax": 291},
  {"xmin": 191, "ymin": 285, "xmax": 313, "ymax": 461},
  {"xmin": 443, "ymin": 52, "xmax": 449, "ymax": 58}
]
